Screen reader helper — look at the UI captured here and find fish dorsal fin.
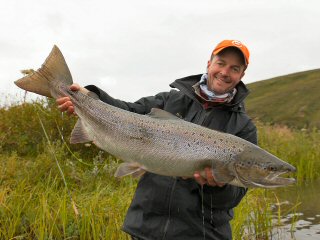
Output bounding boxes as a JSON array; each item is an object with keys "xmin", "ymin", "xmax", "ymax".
[
  {"xmin": 70, "ymin": 119, "xmax": 92, "ymax": 144},
  {"xmin": 114, "ymin": 162, "xmax": 146, "ymax": 178},
  {"xmin": 87, "ymin": 91, "xmax": 100, "ymax": 100},
  {"xmin": 147, "ymin": 108, "xmax": 181, "ymax": 120}
]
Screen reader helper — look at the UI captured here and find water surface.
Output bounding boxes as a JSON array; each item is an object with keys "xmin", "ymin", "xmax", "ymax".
[{"xmin": 271, "ymin": 180, "xmax": 320, "ymax": 239}]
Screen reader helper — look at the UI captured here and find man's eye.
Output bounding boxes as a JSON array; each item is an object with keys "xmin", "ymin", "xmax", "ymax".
[{"xmin": 232, "ymin": 67, "xmax": 240, "ymax": 73}]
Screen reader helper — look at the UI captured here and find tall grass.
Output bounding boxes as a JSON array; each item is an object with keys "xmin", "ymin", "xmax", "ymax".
[
  {"xmin": 256, "ymin": 123, "xmax": 320, "ymax": 182},
  {"xmin": 0, "ymin": 148, "xmax": 136, "ymax": 239},
  {"xmin": 0, "ymin": 100, "xmax": 319, "ymax": 239}
]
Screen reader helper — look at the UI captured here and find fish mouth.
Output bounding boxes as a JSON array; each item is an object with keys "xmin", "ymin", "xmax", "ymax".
[
  {"xmin": 234, "ymin": 167, "xmax": 296, "ymax": 188},
  {"xmin": 254, "ymin": 170, "xmax": 296, "ymax": 188}
]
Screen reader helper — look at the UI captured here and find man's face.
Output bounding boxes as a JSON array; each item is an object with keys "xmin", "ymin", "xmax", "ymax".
[{"xmin": 206, "ymin": 49, "xmax": 246, "ymax": 94}]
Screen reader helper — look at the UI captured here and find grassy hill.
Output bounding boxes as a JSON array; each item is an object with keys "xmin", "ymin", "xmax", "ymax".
[{"xmin": 246, "ymin": 69, "xmax": 320, "ymax": 129}]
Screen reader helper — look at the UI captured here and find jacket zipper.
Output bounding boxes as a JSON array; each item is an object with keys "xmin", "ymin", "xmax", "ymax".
[{"xmin": 161, "ymin": 178, "xmax": 177, "ymax": 240}]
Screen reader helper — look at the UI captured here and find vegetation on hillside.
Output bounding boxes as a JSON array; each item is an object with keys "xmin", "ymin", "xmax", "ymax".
[{"xmin": 246, "ymin": 69, "xmax": 320, "ymax": 129}]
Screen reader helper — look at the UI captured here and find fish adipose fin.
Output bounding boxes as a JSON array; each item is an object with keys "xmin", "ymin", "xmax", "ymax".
[
  {"xmin": 114, "ymin": 162, "xmax": 146, "ymax": 178},
  {"xmin": 70, "ymin": 119, "xmax": 92, "ymax": 144},
  {"xmin": 147, "ymin": 108, "xmax": 181, "ymax": 120},
  {"xmin": 14, "ymin": 45, "xmax": 73, "ymax": 98}
]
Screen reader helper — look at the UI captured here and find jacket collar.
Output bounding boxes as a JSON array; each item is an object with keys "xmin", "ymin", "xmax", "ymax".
[{"xmin": 169, "ymin": 74, "xmax": 250, "ymax": 109}]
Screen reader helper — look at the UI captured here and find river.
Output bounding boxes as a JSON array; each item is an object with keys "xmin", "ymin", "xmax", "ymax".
[{"xmin": 271, "ymin": 180, "xmax": 320, "ymax": 239}]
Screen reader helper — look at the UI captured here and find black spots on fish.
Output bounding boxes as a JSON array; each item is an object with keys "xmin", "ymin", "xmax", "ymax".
[
  {"xmin": 238, "ymin": 160, "xmax": 254, "ymax": 168},
  {"xmin": 129, "ymin": 128, "xmax": 153, "ymax": 142},
  {"xmin": 219, "ymin": 139, "xmax": 223, "ymax": 142},
  {"xmin": 192, "ymin": 139, "xmax": 201, "ymax": 145},
  {"xmin": 238, "ymin": 162, "xmax": 246, "ymax": 168},
  {"xmin": 129, "ymin": 135, "xmax": 144, "ymax": 141},
  {"xmin": 161, "ymin": 129, "xmax": 171, "ymax": 134}
]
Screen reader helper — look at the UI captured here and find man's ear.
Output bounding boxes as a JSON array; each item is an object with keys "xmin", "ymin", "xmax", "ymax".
[
  {"xmin": 207, "ymin": 60, "xmax": 211, "ymax": 70},
  {"xmin": 240, "ymin": 71, "xmax": 245, "ymax": 79}
]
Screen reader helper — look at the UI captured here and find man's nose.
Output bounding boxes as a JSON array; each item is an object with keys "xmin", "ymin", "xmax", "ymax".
[{"xmin": 220, "ymin": 67, "xmax": 230, "ymax": 76}]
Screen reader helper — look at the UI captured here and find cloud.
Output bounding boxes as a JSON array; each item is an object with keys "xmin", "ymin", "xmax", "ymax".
[{"xmin": 1, "ymin": 0, "xmax": 320, "ymax": 104}]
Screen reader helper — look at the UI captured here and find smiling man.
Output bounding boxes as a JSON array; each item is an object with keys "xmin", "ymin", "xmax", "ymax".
[
  {"xmin": 57, "ymin": 39, "xmax": 257, "ymax": 240},
  {"xmin": 207, "ymin": 40, "xmax": 248, "ymax": 94}
]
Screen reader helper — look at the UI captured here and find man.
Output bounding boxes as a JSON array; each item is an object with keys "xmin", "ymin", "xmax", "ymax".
[{"xmin": 57, "ymin": 39, "xmax": 257, "ymax": 240}]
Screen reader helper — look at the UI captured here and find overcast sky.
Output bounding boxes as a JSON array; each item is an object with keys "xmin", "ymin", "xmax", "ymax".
[{"xmin": 1, "ymin": 0, "xmax": 319, "ymax": 105}]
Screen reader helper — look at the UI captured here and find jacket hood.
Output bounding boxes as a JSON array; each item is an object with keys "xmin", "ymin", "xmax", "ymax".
[{"xmin": 169, "ymin": 74, "xmax": 250, "ymax": 109}]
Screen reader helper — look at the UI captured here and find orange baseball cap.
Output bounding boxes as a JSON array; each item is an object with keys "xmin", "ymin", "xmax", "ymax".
[{"xmin": 212, "ymin": 40, "xmax": 250, "ymax": 65}]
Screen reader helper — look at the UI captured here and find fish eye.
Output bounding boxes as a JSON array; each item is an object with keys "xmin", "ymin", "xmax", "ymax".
[{"xmin": 268, "ymin": 166, "xmax": 277, "ymax": 171}]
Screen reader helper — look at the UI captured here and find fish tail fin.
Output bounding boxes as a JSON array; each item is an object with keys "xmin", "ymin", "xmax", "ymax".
[{"xmin": 14, "ymin": 45, "xmax": 73, "ymax": 98}]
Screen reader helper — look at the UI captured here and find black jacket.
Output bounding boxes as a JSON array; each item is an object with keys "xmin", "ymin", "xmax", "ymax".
[{"xmin": 86, "ymin": 74, "xmax": 257, "ymax": 240}]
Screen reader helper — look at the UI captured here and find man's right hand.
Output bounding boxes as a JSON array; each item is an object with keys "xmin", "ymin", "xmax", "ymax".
[{"xmin": 56, "ymin": 83, "xmax": 81, "ymax": 115}]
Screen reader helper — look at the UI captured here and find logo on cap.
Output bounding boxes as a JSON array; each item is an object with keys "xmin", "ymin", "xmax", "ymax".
[{"xmin": 232, "ymin": 40, "xmax": 243, "ymax": 48}]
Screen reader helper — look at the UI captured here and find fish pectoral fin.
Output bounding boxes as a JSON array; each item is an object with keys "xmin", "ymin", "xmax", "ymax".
[
  {"xmin": 228, "ymin": 177, "xmax": 247, "ymax": 188},
  {"xmin": 114, "ymin": 162, "xmax": 146, "ymax": 178},
  {"xmin": 70, "ymin": 119, "xmax": 92, "ymax": 144},
  {"xmin": 211, "ymin": 163, "xmax": 236, "ymax": 183},
  {"xmin": 147, "ymin": 108, "xmax": 182, "ymax": 120}
]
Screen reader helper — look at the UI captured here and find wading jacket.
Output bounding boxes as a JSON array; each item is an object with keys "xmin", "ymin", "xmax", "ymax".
[{"xmin": 86, "ymin": 74, "xmax": 257, "ymax": 240}]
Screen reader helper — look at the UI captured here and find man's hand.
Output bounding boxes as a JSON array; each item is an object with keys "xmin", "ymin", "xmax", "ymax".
[
  {"xmin": 56, "ymin": 83, "xmax": 81, "ymax": 115},
  {"xmin": 194, "ymin": 167, "xmax": 225, "ymax": 187}
]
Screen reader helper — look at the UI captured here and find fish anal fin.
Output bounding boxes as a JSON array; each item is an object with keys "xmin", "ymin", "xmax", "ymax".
[
  {"xmin": 147, "ymin": 108, "xmax": 181, "ymax": 120},
  {"xmin": 114, "ymin": 162, "xmax": 146, "ymax": 178},
  {"xmin": 70, "ymin": 119, "xmax": 92, "ymax": 144}
]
